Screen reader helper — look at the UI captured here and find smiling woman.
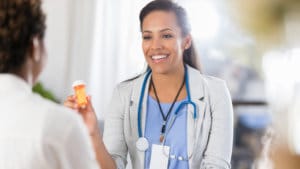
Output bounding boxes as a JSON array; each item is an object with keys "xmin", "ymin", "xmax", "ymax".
[
  {"xmin": 139, "ymin": 0, "xmax": 201, "ymax": 75},
  {"xmin": 63, "ymin": 0, "xmax": 234, "ymax": 169},
  {"xmin": 141, "ymin": 10, "xmax": 191, "ymax": 76}
]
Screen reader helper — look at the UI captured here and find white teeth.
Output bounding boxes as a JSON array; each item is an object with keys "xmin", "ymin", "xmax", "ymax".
[{"xmin": 152, "ymin": 55, "xmax": 167, "ymax": 60}]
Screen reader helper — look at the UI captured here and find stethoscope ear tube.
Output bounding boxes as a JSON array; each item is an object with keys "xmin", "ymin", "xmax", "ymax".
[
  {"xmin": 137, "ymin": 70, "xmax": 152, "ymax": 138},
  {"xmin": 173, "ymin": 100, "xmax": 197, "ymax": 119}
]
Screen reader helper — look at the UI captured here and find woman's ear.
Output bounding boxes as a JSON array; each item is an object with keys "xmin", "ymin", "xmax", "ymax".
[
  {"xmin": 32, "ymin": 37, "xmax": 41, "ymax": 62},
  {"xmin": 28, "ymin": 37, "xmax": 41, "ymax": 62},
  {"xmin": 183, "ymin": 34, "xmax": 192, "ymax": 50}
]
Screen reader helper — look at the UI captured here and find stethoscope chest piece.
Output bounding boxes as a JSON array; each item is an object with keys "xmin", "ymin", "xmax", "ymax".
[{"xmin": 136, "ymin": 137, "xmax": 149, "ymax": 151}]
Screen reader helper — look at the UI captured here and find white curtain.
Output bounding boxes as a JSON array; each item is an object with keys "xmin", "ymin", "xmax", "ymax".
[
  {"xmin": 88, "ymin": 2, "xmax": 151, "ymax": 168},
  {"xmin": 41, "ymin": 0, "xmax": 98, "ymax": 101},
  {"xmin": 89, "ymin": 0, "xmax": 151, "ymax": 119}
]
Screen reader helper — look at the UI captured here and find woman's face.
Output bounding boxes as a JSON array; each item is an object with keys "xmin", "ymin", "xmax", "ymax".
[{"xmin": 141, "ymin": 10, "xmax": 191, "ymax": 75}]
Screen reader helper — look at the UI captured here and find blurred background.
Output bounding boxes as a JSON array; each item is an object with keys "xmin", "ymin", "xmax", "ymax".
[{"xmin": 40, "ymin": 0, "xmax": 300, "ymax": 168}]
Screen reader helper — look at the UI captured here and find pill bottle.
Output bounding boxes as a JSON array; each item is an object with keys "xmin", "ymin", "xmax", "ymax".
[{"xmin": 72, "ymin": 80, "xmax": 88, "ymax": 107}]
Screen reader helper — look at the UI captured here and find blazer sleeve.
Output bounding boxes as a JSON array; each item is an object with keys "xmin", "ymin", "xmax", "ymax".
[
  {"xmin": 103, "ymin": 85, "xmax": 128, "ymax": 169},
  {"xmin": 200, "ymin": 80, "xmax": 234, "ymax": 169}
]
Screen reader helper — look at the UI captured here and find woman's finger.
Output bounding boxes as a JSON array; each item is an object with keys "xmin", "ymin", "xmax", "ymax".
[
  {"xmin": 66, "ymin": 95, "xmax": 76, "ymax": 102},
  {"xmin": 64, "ymin": 100, "xmax": 79, "ymax": 109}
]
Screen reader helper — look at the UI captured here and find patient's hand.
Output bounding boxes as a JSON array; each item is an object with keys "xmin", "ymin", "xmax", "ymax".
[{"xmin": 64, "ymin": 95, "xmax": 99, "ymax": 136}]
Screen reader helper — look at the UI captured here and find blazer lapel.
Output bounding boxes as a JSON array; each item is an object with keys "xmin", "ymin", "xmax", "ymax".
[
  {"xmin": 186, "ymin": 66, "xmax": 207, "ymax": 165},
  {"xmin": 130, "ymin": 72, "xmax": 151, "ymax": 168},
  {"xmin": 130, "ymin": 72, "xmax": 151, "ymax": 137}
]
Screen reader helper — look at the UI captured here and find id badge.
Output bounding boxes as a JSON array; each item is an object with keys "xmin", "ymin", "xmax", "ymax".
[{"xmin": 149, "ymin": 144, "xmax": 170, "ymax": 169}]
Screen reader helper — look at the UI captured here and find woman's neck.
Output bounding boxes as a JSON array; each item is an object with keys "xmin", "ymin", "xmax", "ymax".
[
  {"xmin": 149, "ymin": 65, "xmax": 187, "ymax": 103},
  {"xmin": 12, "ymin": 58, "xmax": 35, "ymax": 87}
]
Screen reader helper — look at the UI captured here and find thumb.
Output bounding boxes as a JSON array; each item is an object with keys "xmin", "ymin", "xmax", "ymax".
[{"xmin": 85, "ymin": 95, "xmax": 95, "ymax": 112}]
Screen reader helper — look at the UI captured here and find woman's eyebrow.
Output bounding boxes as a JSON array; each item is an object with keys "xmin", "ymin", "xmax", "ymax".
[{"xmin": 160, "ymin": 28, "xmax": 173, "ymax": 32}]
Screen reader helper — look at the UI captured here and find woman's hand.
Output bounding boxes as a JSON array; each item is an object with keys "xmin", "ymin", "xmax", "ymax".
[
  {"xmin": 64, "ymin": 96, "xmax": 116, "ymax": 168},
  {"xmin": 64, "ymin": 95, "xmax": 99, "ymax": 136}
]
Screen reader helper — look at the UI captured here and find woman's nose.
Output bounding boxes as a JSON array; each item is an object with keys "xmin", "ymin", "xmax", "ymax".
[{"xmin": 150, "ymin": 38, "xmax": 162, "ymax": 50}]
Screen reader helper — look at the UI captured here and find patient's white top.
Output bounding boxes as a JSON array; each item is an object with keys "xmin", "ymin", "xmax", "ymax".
[{"xmin": 0, "ymin": 74, "xmax": 99, "ymax": 169}]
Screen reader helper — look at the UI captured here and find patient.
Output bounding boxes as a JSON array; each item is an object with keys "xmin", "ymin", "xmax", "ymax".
[{"xmin": 0, "ymin": 0, "xmax": 99, "ymax": 168}]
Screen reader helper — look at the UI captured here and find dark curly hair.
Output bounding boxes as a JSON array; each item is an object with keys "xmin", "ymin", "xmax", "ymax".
[
  {"xmin": 0, "ymin": 0, "xmax": 46, "ymax": 73},
  {"xmin": 139, "ymin": 0, "xmax": 201, "ymax": 71}
]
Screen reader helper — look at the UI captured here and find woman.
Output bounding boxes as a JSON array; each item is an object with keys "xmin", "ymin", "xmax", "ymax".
[
  {"xmin": 65, "ymin": 0, "xmax": 233, "ymax": 168},
  {"xmin": 0, "ymin": 0, "xmax": 99, "ymax": 168}
]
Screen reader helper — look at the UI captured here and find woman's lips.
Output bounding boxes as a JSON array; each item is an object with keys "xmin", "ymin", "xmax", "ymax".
[{"xmin": 151, "ymin": 55, "xmax": 168, "ymax": 63}]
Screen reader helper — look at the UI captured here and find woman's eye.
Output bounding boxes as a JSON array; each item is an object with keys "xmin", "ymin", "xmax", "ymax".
[
  {"xmin": 162, "ymin": 34, "xmax": 173, "ymax": 39},
  {"xmin": 143, "ymin": 36, "xmax": 151, "ymax": 40}
]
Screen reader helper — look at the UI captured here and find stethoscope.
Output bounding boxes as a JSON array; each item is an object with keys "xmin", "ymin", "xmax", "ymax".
[{"xmin": 135, "ymin": 66, "xmax": 198, "ymax": 152}]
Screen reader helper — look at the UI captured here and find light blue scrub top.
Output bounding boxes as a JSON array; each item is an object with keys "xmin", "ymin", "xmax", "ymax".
[{"xmin": 144, "ymin": 95, "xmax": 189, "ymax": 169}]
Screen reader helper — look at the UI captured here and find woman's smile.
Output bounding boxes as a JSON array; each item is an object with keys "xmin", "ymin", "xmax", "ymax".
[{"xmin": 151, "ymin": 54, "xmax": 169, "ymax": 63}]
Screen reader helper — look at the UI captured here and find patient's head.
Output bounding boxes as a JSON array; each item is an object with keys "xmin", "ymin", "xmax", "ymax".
[{"xmin": 0, "ymin": 0, "xmax": 46, "ymax": 84}]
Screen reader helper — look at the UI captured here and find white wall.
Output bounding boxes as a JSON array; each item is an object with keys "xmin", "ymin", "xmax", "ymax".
[
  {"xmin": 40, "ymin": 0, "xmax": 96, "ymax": 102},
  {"xmin": 40, "ymin": 0, "xmax": 72, "ymax": 101}
]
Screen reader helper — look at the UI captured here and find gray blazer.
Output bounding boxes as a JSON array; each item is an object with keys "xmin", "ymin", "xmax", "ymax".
[{"xmin": 103, "ymin": 65, "xmax": 234, "ymax": 169}]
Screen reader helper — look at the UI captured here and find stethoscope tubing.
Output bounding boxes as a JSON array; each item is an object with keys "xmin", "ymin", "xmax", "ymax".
[
  {"xmin": 137, "ymin": 70, "xmax": 152, "ymax": 137},
  {"xmin": 137, "ymin": 66, "xmax": 197, "ymax": 138}
]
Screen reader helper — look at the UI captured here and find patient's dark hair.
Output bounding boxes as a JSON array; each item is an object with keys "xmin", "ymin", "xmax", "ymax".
[{"xmin": 0, "ymin": 0, "xmax": 46, "ymax": 73}]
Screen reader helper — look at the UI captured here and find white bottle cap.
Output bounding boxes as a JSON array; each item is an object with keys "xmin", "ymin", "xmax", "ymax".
[{"xmin": 72, "ymin": 80, "xmax": 86, "ymax": 88}]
